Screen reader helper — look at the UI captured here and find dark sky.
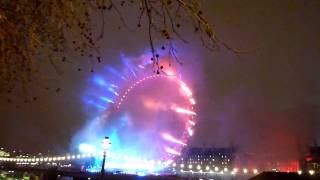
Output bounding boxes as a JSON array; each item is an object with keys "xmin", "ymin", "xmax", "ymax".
[{"xmin": 1, "ymin": 0, "xmax": 320, "ymax": 163}]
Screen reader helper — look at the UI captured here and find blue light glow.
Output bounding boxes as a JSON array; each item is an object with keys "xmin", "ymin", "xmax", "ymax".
[
  {"xmin": 79, "ymin": 143, "xmax": 96, "ymax": 153},
  {"xmin": 74, "ymin": 52, "xmax": 195, "ymax": 174},
  {"xmin": 93, "ymin": 76, "xmax": 107, "ymax": 86},
  {"xmin": 107, "ymin": 67, "xmax": 127, "ymax": 80},
  {"xmin": 101, "ymin": 97, "xmax": 114, "ymax": 103}
]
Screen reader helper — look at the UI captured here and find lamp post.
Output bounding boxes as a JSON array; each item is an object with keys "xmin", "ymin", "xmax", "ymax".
[{"xmin": 101, "ymin": 136, "xmax": 111, "ymax": 179}]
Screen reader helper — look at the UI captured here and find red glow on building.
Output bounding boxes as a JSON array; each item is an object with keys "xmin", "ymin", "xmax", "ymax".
[
  {"xmin": 305, "ymin": 154, "xmax": 313, "ymax": 162},
  {"xmin": 276, "ymin": 161, "xmax": 300, "ymax": 172}
]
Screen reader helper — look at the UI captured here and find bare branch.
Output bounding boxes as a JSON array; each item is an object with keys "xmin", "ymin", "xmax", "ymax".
[{"xmin": 0, "ymin": 0, "xmax": 241, "ymax": 95}]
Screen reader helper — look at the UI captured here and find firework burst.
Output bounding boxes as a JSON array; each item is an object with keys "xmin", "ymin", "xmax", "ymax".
[{"xmin": 73, "ymin": 52, "xmax": 196, "ymax": 173}]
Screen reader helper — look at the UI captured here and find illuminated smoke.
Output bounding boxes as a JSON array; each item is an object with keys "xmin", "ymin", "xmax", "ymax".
[
  {"xmin": 188, "ymin": 120, "xmax": 196, "ymax": 126},
  {"xmin": 187, "ymin": 127, "xmax": 194, "ymax": 136},
  {"xmin": 73, "ymin": 52, "xmax": 196, "ymax": 173},
  {"xmin": 180, "ymin": 82, "xmax": 193, "ymax": 97},
  {"xmin": 101, "ymin": 97, "xmax": 114, "ymax": 103},
  {"xmin": 79, "ymin": 143, "xmax": 96, "ymax": 153},
  {"xmin": 189, "ymin": 98, "xmax": 196, "ymax": 105},
  {"xmin": 164, "ymin": 147, "xmax": 181, "ymax": 156},
  {"xmin": 174, "ymin": 107, "xmax": 197, "ymax": 115},
  {"xmin": 162, "ymin": 133, "xmax": 187, "ymax": 146}
]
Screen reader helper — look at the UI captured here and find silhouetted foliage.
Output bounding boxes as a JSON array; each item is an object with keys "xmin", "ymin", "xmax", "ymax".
[{"xmin": 0, "ymin": 0, "xmax": 226, "ymax": 95}]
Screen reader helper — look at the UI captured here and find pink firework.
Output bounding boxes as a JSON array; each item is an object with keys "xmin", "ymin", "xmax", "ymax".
[{"xmin": 78, "ymin": 53, "xmax": 196, "ymax": 171}]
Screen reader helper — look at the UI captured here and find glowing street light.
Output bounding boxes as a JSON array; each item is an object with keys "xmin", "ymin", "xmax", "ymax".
[
  {"xmin": 180, "ymin": 164, "xmax": 185, "ymax": 168},
  {"xmin": 297, "ymin": 170, "xmax": 302, "ymax": 175},
  {"xmin": 253, "ymin": 169, "xmax": 258, "ymax": 174},
  {"xmin": 233, "ymin": 168, "xmax": 238, "ymax": 173},
  {"xmin": 101, "ymin": 137, "xmax": 111, "ymax": 179},
  {"xmin": 243, "ymin": 168, "xmax": 248, "ymax": 174},
  {"xmin": 102, "ymin": 137, "xmax": 111, "ymax": 150},
  {"xmin": 214, "ymin": 167, "xmax": 219, "ymax": 172},
  {"xmin": 309, "ymin": 170, "xmax": 315, "ymax": 175}
]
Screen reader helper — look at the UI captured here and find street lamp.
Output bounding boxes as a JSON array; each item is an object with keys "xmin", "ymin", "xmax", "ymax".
[
  {"xmin": 309, "ymin": 170, "xmax": 315, "ymax": 175},
  {"xmin": 101, "ymin": 137, "xmax": 111, "ymax": 179}
]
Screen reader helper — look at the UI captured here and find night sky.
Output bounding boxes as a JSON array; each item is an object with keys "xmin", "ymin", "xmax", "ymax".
[{"xmin": 1, "ymin": 0, "xmax": 320, "ymax": 164}]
